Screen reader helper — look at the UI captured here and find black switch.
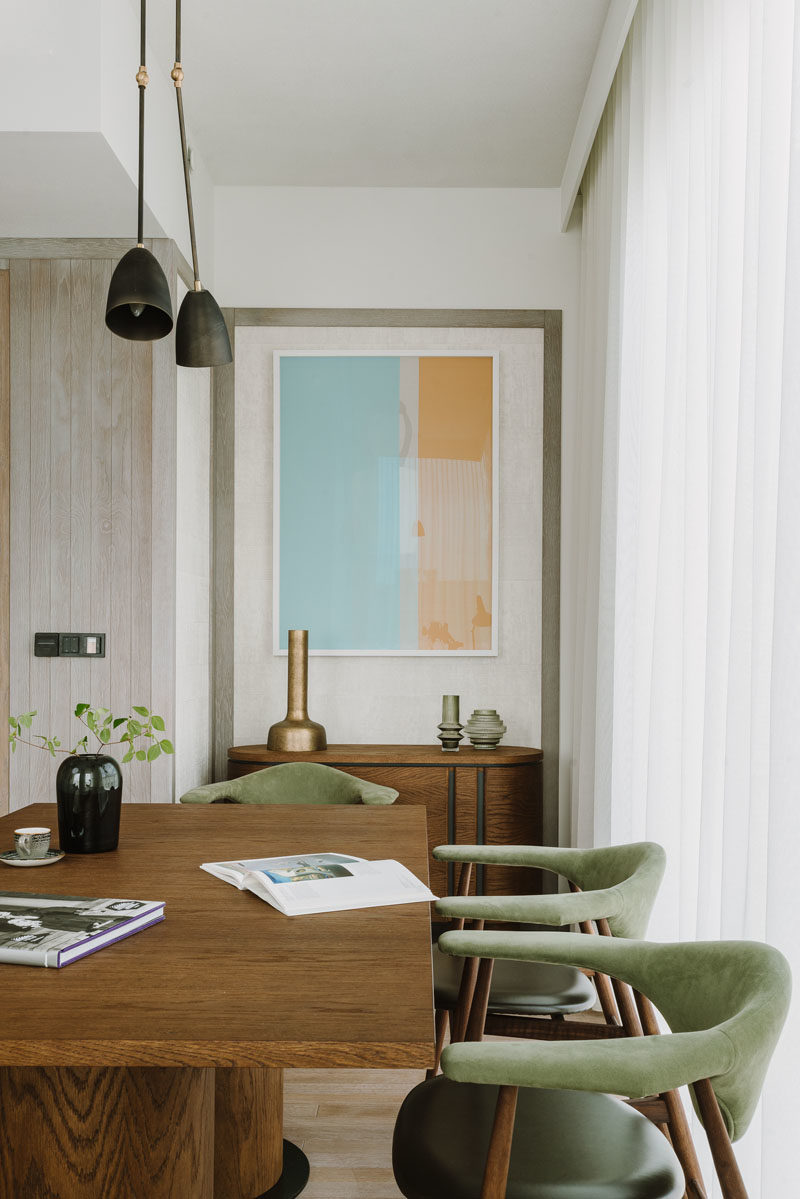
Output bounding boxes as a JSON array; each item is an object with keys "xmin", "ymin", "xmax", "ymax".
[{"xmin": 34, "ymin": 632, "xmax": 60, "ymax": 657}]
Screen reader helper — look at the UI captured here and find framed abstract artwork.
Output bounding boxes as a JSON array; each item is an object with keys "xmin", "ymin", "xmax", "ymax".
[{"xmin": 273, "ymin": 351, "xmax": 499, "ymax": 655}]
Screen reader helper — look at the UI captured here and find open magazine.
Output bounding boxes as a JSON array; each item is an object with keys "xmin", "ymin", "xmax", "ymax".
[{"xmin": 200, "ymin": 851, "xmax": 436, "ymax": 916}]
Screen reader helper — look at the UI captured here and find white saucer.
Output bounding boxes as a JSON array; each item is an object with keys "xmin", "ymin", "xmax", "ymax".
[{"xmin": 0, "ymin": 848, "xmax": 65, "ymax": 867}]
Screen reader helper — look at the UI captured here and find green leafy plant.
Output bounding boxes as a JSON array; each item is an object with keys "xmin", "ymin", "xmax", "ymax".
[{"xmin": 9, "ymin": 703, "xmax": 174, "ymax": 764}]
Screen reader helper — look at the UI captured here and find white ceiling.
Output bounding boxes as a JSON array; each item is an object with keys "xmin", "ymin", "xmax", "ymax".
[{"xmin": 147, "ymin": 0, "xmax": 611, "ymax": 188}]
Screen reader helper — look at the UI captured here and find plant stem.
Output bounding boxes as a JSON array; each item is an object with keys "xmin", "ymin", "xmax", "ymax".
[{"xmin": 11, "ymin": 735, "xmax": 71, "ymax": 756}]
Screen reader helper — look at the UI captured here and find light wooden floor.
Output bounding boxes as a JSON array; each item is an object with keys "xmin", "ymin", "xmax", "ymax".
[{"xmin": 284, "ymin": 1067, "xmax": 425, "ymax": 1198}]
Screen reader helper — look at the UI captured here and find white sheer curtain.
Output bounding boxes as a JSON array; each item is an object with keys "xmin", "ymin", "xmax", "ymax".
[{"xmin": 568, "ymin": 1, "xmax": 800, "ymax": 1194}]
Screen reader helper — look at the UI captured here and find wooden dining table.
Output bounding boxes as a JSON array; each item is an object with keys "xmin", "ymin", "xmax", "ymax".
[{"xmin": 0, "ymin": 802, "xmax": 435, "ymax": 1198}]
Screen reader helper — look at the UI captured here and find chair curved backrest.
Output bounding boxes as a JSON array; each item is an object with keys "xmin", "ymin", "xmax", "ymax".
[
  {"xmin": 179, "ymin": 761, "xmax": 398, "ymax": 806},
  {"xmin": 433, "ymin": 841, "xmax": 666, "ymax": 938},
  {"xmin": 438, "ymin": 930, "xmax": 791, "ymax": 1143}
]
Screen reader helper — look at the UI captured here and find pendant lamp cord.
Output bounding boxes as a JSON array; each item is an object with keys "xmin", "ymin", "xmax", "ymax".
[
  {"xmin": 135, "ymin": 0, "xmax": 149, "ymax": 246},
  {"xmin": 172, "ymin": 0, "xmax": 202, "ymax": 289}
]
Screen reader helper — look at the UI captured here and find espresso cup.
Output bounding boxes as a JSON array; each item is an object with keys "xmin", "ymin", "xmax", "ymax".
[{"xmin": 14, "ymin": 827, "xmax": 51, "ymax": 860}]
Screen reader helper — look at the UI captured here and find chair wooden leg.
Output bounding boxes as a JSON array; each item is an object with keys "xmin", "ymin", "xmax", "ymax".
[
  {"xmin": 692, "ymin": 1078, "xmax": 748, "ymax": 1199},
  {"xmin": 451, "ymin": 953, "xmax": 481, "ymax": 1044},
  {"xmin": 596, "ymin": 918, "xmax": 642, "ymax": 1036},
  {"xmin": 591, "ymin": 968, "xmax": 622, "ymax": 1025},
  {"xmin": 610, "ymin": 976, "xmax": 644, "ymax": 1036},
  {"xmin": 634, "ymin": 992, "xmax": 708, "ymax": 1198},
  {"xmin": 662, "ymin": 1088, "xmax": 708, "ymax": 1199},
  {"xmin": 575, "ymin": 910, "xmax": 621, "ymax": 1027},
  {"xmin": 427, "ymin": 1007, "xmax": 449, "ymax": 1079},
  {"xmin": 480, "ymin": 1085, "xmax": 518, "ymax": 1199},
  {"xmin": 466, "ymin": 958, "xmax": 495, "ymax": 1042},
  {"xmin": 455, "ymin": 861, "xmax": 473, "ymax": 905}
]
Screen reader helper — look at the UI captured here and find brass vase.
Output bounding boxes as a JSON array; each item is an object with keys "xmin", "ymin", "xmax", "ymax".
[{"xmin": 267, "ymin": 629, "xmax": 327, "ymax": 752}]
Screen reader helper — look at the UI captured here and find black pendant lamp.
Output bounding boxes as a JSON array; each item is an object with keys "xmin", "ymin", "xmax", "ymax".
[
  {"xmin": 172, "ymin": 0, "xmax": 232, "ymax": 367},
  {"xmin": 106, "ymin": 0, "xmax": 174, "ymax": 341}
]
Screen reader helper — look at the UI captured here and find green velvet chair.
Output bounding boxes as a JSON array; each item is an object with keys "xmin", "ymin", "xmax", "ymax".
[
  {"xmin": 179, "ymin": 761, "xmax": 399, "ymax": 805},
  {"xmin": 429, "ymin": 842, "xmax": 666, "ymax": 1064},
  {"xmin": 429, "ymin": 842, "xmax": 711, "ymax": 1193},
  {"xmin": 393, "ymin": 932, "xmax": 791, "ymax": 1199}
]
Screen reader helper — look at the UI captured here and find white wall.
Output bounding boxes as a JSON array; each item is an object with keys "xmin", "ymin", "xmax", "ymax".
[
  {"xmin": 214, "ymin": 186, "xmax": 578, "ymax": 311},
  {"xmin": 0, "ymin": 2, "xmax": 100, "ymax": 132},
  {"xmin": 216, "ymin": 186, "xmax": 580, "ymax": 756},
  {"xmin": 0, "ymin": 0, "xmax": 215, "ymax": 283},
  {"xmin": 100, "ymin": 0, "xmax": 216, "ymax": 282},
  {"xmin": 175, "ymin": 353, "xmax": 212, "ymax": 799}
]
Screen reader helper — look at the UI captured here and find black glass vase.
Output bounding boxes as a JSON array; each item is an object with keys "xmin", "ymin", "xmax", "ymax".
[{"xmin": 56, "ymin": 754, "xmax": 123, "ymax": 853}]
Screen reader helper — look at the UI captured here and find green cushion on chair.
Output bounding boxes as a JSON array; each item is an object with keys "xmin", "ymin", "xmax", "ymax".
[
  {"xmin": 393, "ymin": 1077, "xmax": 684, "ymax": 1199},
  {"xmin": 179, "ymin": 761, "xmax": 398, "ymax": 806},
  {"xmin": 432, "ymin": 942, "xmax": 596, "ymax": 1015}
]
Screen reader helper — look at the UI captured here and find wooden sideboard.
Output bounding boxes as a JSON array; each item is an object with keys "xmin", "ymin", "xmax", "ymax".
[{"xmin": 228, "ymin": 744, "xmax": 543, "ymax": 897}]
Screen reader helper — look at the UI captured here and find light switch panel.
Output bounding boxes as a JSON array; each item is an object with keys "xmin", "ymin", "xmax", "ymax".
[{"xmin": 34, "ymin": 633, "xmax": 106, "ymax": 658}]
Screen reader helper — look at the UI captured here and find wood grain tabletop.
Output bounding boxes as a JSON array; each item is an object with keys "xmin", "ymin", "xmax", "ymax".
[{"xmin": 0, "ymin": 803, "xmax": 435, "ymax": 1070}]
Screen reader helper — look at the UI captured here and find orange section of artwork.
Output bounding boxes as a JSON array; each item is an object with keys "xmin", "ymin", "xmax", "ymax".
[{"xmin": 417, "ymin": 357, "xmax": 493, "ymax": 651}]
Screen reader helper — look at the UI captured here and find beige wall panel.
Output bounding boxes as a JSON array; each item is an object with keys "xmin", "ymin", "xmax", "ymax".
[
  {"xmin": 69, "ymin": 259, "xmax": 93, "ymax": 734},
  {"xmin": 130, "ymin": 340, "xmax": 154, "ymax": 803},
  {"xmin": 49, "ymin": 261, "xmax": 74, "ymax": 768},
  {"xmin": 148, "ymin": 238, "xmax": 177, "ymax": 803},
  {"xmin": 28, "ymin": 260, "xmax": 52, "ymax": 804},
  {"xmin": 0, "ymin": 271, "xmax": 10, "ymax": 815},
  {"xmin": 9, "ymin": 260, "xmax": 31, "ymax": 809},
  {"xmin": 89, "ymin": 260, "xmax": 113, "ymax": 707},
  {"xmin": 109, "ymin": 333, "xmax": 133, "ymax": 780}
]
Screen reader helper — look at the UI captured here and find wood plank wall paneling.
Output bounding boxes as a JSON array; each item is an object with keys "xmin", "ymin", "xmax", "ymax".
[
  {"xmin": 5, "ymin": 242, "xmax": 178, "ymax": 810},
  {"xmin": 0, "ymin": 270, "xmax": 9, "ymax": 815},
  {"xmin": 149, "ymin": 238, "xmax": 177, "ymax": 803},
  {"xmin": 9, "ymin": 260, "xmax": 31, "ymax": 808},
  {"xmin": 30, "ymin": 260, "xmax": 53, "ymax": 806},
  {"xmin": 109, "ymin": 332, "xmax": 133, "ymax": 772},
  {"xmin": 49, "ymin": 261, "xmax": 72, "ymax": 801},
  {"xmin": 70, "ymin": 260, "xmax": 94, "ymax": 747},
  {"xmin": 90, "ymin": 260, "xmax": 113, "ymax": 709},
  {"xmin": 130, "ymin": 335, "xmax": 153, "ymax": 805}
]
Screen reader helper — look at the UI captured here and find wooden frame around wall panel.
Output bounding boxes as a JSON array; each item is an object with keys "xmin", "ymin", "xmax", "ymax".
[{"xmin": 211, "ymin": 309, "xmax": 562, "ymax": 844}]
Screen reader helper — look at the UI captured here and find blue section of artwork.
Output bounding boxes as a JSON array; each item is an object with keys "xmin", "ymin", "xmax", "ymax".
[{"xmin": 279, "ymin": 356, "xmax": 406, "ymax": 651}]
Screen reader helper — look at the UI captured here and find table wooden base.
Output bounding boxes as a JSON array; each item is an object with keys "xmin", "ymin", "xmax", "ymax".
[
  {"xmin": 216, "ymin": 1067, "xmax": 285, "ymax": 1196},
  {"xmin": 0, "ymin": 1066, "xmax": 296, "ymax": 1199}
]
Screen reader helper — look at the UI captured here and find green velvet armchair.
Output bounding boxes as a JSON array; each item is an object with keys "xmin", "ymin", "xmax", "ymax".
[
  {"xmin": 429, "ymin": 842, "xmax": 666, "ymax": 1064},
  {"xmin": 393, "ymin": 932, "xmax": 791, "ymax": 1199},
  {"xmin": 179, "ymin": 761, "xmax": 399, "ymax": 806}
]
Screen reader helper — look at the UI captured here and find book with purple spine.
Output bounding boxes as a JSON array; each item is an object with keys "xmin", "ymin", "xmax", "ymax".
[{"xmin": 0, "ymin": 892, "xmax": 165, "ymax": 967}]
